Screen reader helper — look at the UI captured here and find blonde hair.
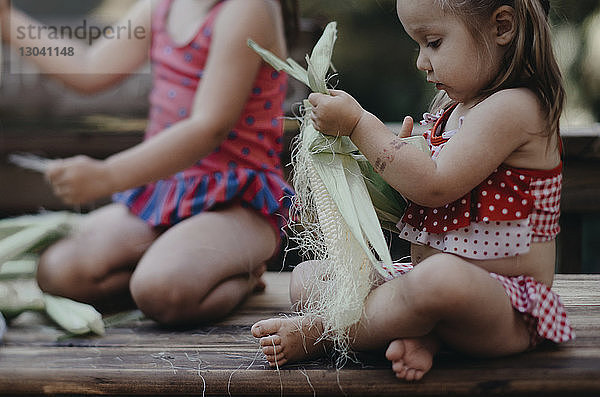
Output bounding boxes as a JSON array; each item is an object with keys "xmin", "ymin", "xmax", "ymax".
[{"xmin": 430, "ymin": 0, "xmax": 564, "ymax": 139}]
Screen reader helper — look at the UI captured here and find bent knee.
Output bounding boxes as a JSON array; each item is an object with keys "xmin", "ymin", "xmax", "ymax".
[
  {"xmin": 289, "ymin": 260, "xmax": 321, "ymax": 310},
  {"xmin": 130, "ymin": 273, "xmax": 190, "ymax": 325},
  {"xmin": 37, "ymin": 240, "xmax": 84, "ymax": 294},
  {"xmin": 408, "ymin": 254, "xmax": 484, "ymax": 313}
]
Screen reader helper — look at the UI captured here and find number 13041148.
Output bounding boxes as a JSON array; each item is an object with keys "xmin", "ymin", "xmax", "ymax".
[{"xmin": 18, "ymin": 46, "xmax": 74, "ymax": 56}]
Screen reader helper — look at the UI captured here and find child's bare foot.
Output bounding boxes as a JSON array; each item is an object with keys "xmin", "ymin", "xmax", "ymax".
[
  {"xmin": 251, "ymin": 316, "xmax": 326, "ymax": 367},
  {"xmin": 385, "ymin": 336, "xmax": 440, "ymax": 381}
]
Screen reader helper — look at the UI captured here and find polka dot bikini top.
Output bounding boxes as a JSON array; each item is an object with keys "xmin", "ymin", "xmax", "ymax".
[{"xmin": 396, "ymin": 106, "xmax": 562, "ymax": 259}]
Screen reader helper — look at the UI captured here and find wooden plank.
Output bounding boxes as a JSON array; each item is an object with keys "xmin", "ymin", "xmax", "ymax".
[{"xmin": 0, "ymin": 273, "xmax": 599, "ymax": 396}]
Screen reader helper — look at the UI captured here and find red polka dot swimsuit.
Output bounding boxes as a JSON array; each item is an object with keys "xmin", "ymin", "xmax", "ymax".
[
  {"xmin": 387, "ymin": 105, "xmax": 574, "ymax": 346},
  {"xmin": 113, "ymin": 0, "xmax": 293, "ymax": 234},
  {"xmin": 397, "ymin": 105, "xmax": 562, "ymax": 259}
]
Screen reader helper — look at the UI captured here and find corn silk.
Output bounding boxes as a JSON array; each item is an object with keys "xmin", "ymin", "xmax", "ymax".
[{"xmin": 249, "ymin": 22, "xmax": 427, "ymax": 364}]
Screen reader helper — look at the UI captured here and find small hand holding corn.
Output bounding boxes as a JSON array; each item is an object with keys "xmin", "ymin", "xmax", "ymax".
[
  {"xmin": 45, "ymin": 155, "xmax": 113, "ymax": 205},
  {"xmin": 308, "ymin": 89, "xmax": 365, "ymax": 138}
]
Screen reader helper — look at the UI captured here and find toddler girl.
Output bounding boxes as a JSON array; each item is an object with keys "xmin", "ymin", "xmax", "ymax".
[{"xmin": 252, "ymin": 0, "xmax": 574, "ymax": 381}]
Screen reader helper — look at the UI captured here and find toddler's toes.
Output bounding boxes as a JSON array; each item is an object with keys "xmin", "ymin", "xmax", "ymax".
[{"xmin": 251, "ymin": 318, "xmax": 282, "ymax": 338}]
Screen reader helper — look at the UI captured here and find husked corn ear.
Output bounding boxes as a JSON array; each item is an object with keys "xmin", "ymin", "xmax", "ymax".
[
  {"xmin": 0, "ymin": 224, "xmax": 59, "ymax": 266},
  {"xmin": 0, "ymin": 212, "xmax": 79, "ymax": 268},
  {"xmin": 308, "ymin": 159, "xmax": 341, "ymax": 246},
  {"xmin": 0, "ymin": 254, "xmax": 38, "ymax": 279},
  {"xmin": 0, "ymin": 279, "xmax": 45, "ymax": 319},
  {"xmin": 43, "ymin": 294, "xmax": 105, "ymax": 336},
  {"xmin": 0, "ymin": 211, "xmax": 74, "ymax": 233}
]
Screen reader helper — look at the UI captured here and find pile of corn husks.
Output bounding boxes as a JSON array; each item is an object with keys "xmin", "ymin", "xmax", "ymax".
[{"xmin": 0, "ymin": 211, "xmax": 105, "ymax": 341}]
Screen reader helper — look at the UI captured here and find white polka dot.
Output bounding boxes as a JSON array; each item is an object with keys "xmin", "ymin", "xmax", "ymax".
[
  {"xmin": 407, "ymin": 214, "xmax": 413, "ymax": 219},
  {"xmin": 522, "ymin": 199, "xmax": 528, "ymax": 205},
  {"xmin": 487, "ymin": 180, "xmax": 493, "ymax": 185},
  {"xmin": 495, "ymin": 194, "xmax": 501, "ymax": 200},
  {"xmin": 464, "ymin": 212, "xmax": 470, "ymax": 217},
  {"xmin": 500, "ymin": 182, "xmax": 506, "ymax": 188},
  {"xmin": 513, "ymin": 186, "xmax": 519, "ymax": 191},
  {"xmin": 453, "ymin": 219, "xmax": 458, "ymax": 224},
  {"xmin": 461, "ymin": 199, "xmax": 467, "ymax": 204},
  {"xmin": 433, "ymin": 209, "xmax": 438, "ymax": 214},
  {"xmin": 482, "ymin": 191, "xmax": 488, "ymax": 196},
  {"xmin": 515, "ymin": 211, "xmax": 521, "ymax": 217},
  {"xmin": 506, "ymin": 170, "xmax": 512, "ymax": 176},
  {"xmin": 519, "ymin": 175, "xmax": 525, "ymax": 180},
  {"xmin": 433, "ymin": 221, "xmax": 438, "ymax": 226},
  {"xmin": 489, "ymin": 205, "xmax": 495, "ymax": 211},
  {"xmin": 502, "ymin": 209, "xmax": 508, "ymax": 214},
  {"xmin": 443, "ymin": 226, "xmax": 448, "ymax": 231},
  {"xmin": 508, "ymin": 197, "xmax": 514, "ymax": 203},
  {"xmin": 483, "ymin": 217, "xmax": 489, "ymax": 221}
]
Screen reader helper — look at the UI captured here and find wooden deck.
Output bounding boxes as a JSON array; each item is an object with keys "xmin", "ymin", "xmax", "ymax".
[{"xmin": 0, "ymin": 273, "xmax": 599, "ymax": 396}]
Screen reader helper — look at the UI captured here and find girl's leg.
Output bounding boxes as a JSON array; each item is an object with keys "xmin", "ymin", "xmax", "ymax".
[
  {"xmin": 36, "ymin": 203, "xmax": 160, "ymax": 311},
  {"xmin": 129, "ymin": 205, "xmax": 278, "ymax": 326},
  {"xmin": 253, "ymin": 253, "xmax": 531, "ymax": 375}
]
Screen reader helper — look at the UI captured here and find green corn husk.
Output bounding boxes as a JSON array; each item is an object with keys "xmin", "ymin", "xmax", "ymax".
[
  {"xmin": 0, "ymin": 280, "xmax": 105, "ymax": 335},
  {"xmin": 0, "ymin": 254, "xmax": 38, "ymax": 279},
  {"xmin": 0, "ymin": 279, "xmax": 45, "ymax": 319},
  {"xmin": 43, "ymin": 294, "xmax": 105, "ymax": 336},
  {"xmin": 0, "ymin": 212, "xmax": 79, "ymax": 267},
  {"xmin": 0, "ymin": 212, "xmax": 104, "ymax": 336},
  {"xmin": 249, "ymin": 23, "xmax": 429, "ymax": 277}
]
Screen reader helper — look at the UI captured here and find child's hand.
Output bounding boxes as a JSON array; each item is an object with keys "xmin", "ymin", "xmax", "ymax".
[
  {"xmin": 45, "ymin": 155, "xmax": 114, "ymax": 205},
  {"xmin": 308, "ymin": 89, "xmax": 364, "ymax": 137}
]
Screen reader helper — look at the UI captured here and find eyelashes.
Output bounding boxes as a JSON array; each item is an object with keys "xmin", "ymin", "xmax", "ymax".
[{"xmin": 427, "ymin": 39, "xmax": 441, "ymax": 48}]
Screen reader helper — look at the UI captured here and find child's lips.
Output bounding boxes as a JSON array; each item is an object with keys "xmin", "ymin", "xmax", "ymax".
[{"xmin": 428, "ymin": 80, "xmax": 444, "ymax": 90}]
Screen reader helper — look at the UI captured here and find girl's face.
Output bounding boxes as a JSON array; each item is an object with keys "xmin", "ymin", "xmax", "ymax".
[{"xmin": 396, "ymin": 0, "xmax": 501, "ymax": 106}]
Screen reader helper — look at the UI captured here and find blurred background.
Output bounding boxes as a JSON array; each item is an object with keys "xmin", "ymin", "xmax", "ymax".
[{"xmin": 0, "ymin": 0, "xmax": 598, "ymax": 272}]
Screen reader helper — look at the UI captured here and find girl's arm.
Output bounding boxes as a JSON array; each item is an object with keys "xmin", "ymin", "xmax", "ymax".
[
  {"xmin": 309, "ymin": 89, "xmax": 541, "ymax": 208},
  {"xmin": 0, "ymin": 0, "xmax": 154, "ymax": 93},
  {"xmin": 47, "ymin": 0, "xmax": 285, "ymax": 204}
]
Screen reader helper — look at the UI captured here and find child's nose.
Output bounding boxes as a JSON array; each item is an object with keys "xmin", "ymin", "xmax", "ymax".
[{"xmin": 416, "ymin": 50, "xmax": 431, "ymax": 72}]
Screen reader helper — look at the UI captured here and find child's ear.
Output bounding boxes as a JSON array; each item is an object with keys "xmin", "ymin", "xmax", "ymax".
[{"xmin": 493, "ymin": 6, "xmax": 516, "ymax": 46}]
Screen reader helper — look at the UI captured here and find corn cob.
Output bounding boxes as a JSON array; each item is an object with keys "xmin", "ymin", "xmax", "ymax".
[
  {"xmin": 43, "ymin": 294, "xmax": 105, "ymax": 336},
  {"xmin": 0, "ymin": 212, "xmax": 78, "ymax": 267},
  {"xmin": 251, "ymin": 21, "xmax": 417, "ymax": 364},
  {"xmin": 0, "ymin": 279, "xmax": 45, "ymax": 319},
  {"xmin": 0, "ymin": 255, "xmax": 38, "ymax": 279},
  {"xmin": 0, "ymin": 280, "xmax": 105, "ymax": 335}
]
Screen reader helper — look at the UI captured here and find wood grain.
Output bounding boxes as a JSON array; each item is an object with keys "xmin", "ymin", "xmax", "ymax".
[{"xmin": 0, "ymin": 273, "xmax": 598, "ymax": 396}]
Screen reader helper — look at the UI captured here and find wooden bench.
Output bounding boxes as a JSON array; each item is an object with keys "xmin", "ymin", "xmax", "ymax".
[{"xmin": 0, "ymin": 272, "xmax": 598, "ymax": 396}]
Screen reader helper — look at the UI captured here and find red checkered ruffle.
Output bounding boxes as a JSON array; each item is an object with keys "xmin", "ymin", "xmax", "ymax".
[{"xmin": 490, "ymin": 273, "xmax": 575, "ymax": 344}]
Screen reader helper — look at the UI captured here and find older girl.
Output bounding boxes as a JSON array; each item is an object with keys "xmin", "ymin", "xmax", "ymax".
[{"xmin": 0, "ymin": 0, "xmax": 297, "ymax": 325}]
